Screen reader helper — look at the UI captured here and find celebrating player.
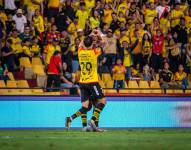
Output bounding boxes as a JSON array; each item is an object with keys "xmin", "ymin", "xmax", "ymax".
[{"xmin": 65, "ymin": 30, "xmax": 106, "ymax": 132}]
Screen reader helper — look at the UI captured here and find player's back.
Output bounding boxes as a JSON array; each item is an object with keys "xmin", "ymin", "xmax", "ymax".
[{"xmin": 78, "ymin": 48, "xmax": 101, "ymax": 84}]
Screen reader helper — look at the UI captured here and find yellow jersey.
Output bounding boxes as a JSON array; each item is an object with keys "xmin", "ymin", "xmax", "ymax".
[
  {"xmin": 120, "ymin": 36, "xmax": 130, "ymax": 45},
  {"xmin": 78, "ymin": 48, "xmax": 101, "ymax": 83},
  {"xmin": 123, "ymin": 49, "xmax": 132, "ymax": 67},
  {"xmin": 33, "ymin": 15, "xmax": 44, "ymax": 33},
  {"xmin": 160, "ymin": 18, "xmax": 170, "ymax": 36},
  {"xmin": 0, "ymin": 12, "xmax": 7, "ymax": 24},
  {"xmin": 113, "ymin": 65, "xmax": 126, "ymax": 80},
  {"xmin": 31, "ymin": 44, "xmax": 40, "ymax": 53},
  {"xmin": 28, "ymin": 0, "xmax": 42, "ymax": 11},
  {"xmin": 131, "ymin": 36, "xmax": 142, "ymax": 54},
  {"xmin": 174, "ymin": 72, "xmax": 187, "ymax": 84},
  {"xmin": 89, "ymin": 17, "xmax": 100, "ymax": 29},
  {"xmin": 118, "ymin": 16, "xmax": 126, "ymax": 23},
  {"xmin": 117, "ymin": 2, "xmax": 128, "ymax": 15},
  {"xmin": 144, "ymin": 9, "xmax": 157, "ymax": 25},
  {"xmin": 44, "ymin": 44, "xmax": 61, "ymax": 64},
  {"xmin": 104, "ymin": 9, "xmax": 113, "ymax": 25},
  {"xmin": 76, "ymin": 10, "xmax": 89, "ymax": 30},
  {"xmin": 85, "ymin": 0, "xmax": 95, "ymax": 13},
  {"xmin": 22, "ymin": 46, "xmax": 32, "ymax": 56},
  {"xmin": 48, "ymin": 0, "xmax": 60, "ymax": 8},
  {"xmin": 185, "ymin": 15, "xmax": 191, "ymax": 31},
  {"xmin": 10, "ymin": 37, "xmax": 23, "ymax": 54},
  {"xmin": 170, "ymin": 10, "xmax": 184, "ymax": 28}
]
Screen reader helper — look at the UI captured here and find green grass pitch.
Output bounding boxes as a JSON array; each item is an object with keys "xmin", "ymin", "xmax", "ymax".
[{"xmin": 0, "ymin": 129, "xmax": 191, "ymax": 150}]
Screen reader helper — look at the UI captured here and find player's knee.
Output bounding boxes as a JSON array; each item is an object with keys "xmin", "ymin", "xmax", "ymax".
[{"xmin": 82, "ymin": 101, "xmax": 89, "ymax": 108}]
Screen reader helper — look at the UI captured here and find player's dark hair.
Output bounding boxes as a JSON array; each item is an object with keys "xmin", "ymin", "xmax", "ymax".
[{"xmin": 83, "ymin": 36, "xmax": 93, "ymax": 48}]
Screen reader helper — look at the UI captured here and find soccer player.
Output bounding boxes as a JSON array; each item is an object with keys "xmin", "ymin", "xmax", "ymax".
[{"xmin": 65, "ymin": 33, "xmax": 106, "ymax": 132}]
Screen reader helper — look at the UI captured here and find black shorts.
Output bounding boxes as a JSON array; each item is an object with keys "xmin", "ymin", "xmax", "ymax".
[{"xmin": 79, "ymin": 83, "xmax": 105, "ymax": 102}]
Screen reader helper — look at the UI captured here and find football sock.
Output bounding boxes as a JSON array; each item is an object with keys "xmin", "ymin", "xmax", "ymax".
[
  {"xmin": 71, "ymin": 107, "xmax": 89, "ymax": 120},
  {"xmin": 91, "ymin": 103, "xmax": 105, "ymax": 123},
  {"xmin": 81, "ymin": 104, "xmax": 92, "ymax": 127},
  {"xmin": 95, "ymin": 117, "xmax": 99, "ymax": 127},
  {"xmin": 81, "ymin": 113, "xmax": 87, "ymax": 127},
  {"xmin": 92, "ymin": 107, "xmax": 99, "ymax": 127}
]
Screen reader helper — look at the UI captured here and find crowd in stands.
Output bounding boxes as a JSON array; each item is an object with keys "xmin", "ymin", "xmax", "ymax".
[{"xmin": 0, "ymin": 0, "xmax": 191, "ymax": 91}]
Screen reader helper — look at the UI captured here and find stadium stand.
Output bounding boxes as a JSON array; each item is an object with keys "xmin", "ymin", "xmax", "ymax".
[{"xmin": 0, "ymin": 0, "xmax": 190, "ymax": 96}]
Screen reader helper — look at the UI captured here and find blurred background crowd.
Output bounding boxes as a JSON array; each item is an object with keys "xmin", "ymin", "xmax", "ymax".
[{"xmin": 0, "ymin": 0, "xmax": 191, "ymax": 90}]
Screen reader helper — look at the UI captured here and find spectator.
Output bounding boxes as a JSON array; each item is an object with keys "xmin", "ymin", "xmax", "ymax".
[
  {"xmin": 92, "ymin": 0, "xmax": 104, "ymax": 18},
  {"xmin": 56, "ymin": 10, "xmax": 69, "ymax": 32},
  {"xmin": 60, "ymin": 62, "xmax": 74, "ymax": 88},
  {"xmin": 46, "ymin": 24, "xmax": 60, "ymax": 43},
  {"xmin": 60, "ymin": 30, "xmax": 72, "ymax": 72},
  {"xmin": 71, "ymin": 37, "xmax": 80, "ymax": 73},
  {"xmin": 30, "ymin": 37, "xmax": 40, "ymax": 56},
  {"xmin": 1, "ymin": 39, "xmax": 15, "ymax": 72},
  {"xmin": 21, "ymin": 38, "xmax": 33, "ymax": 58},
  {"xmin": 9, "ymin": 29, "xmax": 22, "ymax": 55},
  {"xmin": 4, "ymin": 0, "xmax": 17, "ymax": 14},
  {"xmin": 141, "ymin": 33, "xmax": 152, "ymax": 67},
  {"xmin": 103, "ymin": 3, "xmax": 114, "ymax": 26},
  {"xmin": 159, "ymin": 12, "xmax": 170, "ymax": 37},
  {"xmin": 67, "ymin": 17, "xmax": 79, "ymax": 44},
  {"xmin": 159, "ymin": 62, "xmax": 173, "ymax": 89},
  {"xmin": 144, "ymin": 2, "xmax": 157, "ymax": 26},
  {"xmin": 141, "ymin": 64, "xmax": 152, "ymax": 81},
  {"xmin": 0, "ymin": 13, "xmax": 5, "ymax": 51},
  {"xmin": 156, "ymin": 0, "xmax": 170, "ymax": 19},
  {"xmin": 47, "ymin": 0, "xmax": 60, "ymax": 19},
  {"xmin": 174, "ymin": 64, "xmax": 189, "ymax": 89},
  {"xmin": 19, "ymin": 26, "xmax": 32, "ymax": 41},
  {"xmin": 0, "ymin": 0, "xmax": 191, "ymax": 92},
  {"xmin": 151, "ymin": 17, "xmax": 160, "ymax": 35},
  {"xmin": 110, "ymin": 12, "xmax": 120, "ymax": 33},
  {"xmin": 43, "ymin": 38, "xmax": 61, "ymax": 65},
  {"xmin": 12, "ymin": 9, "xmax": 27, "ymax": 33},
  {"xmin": 174, "ymin": 17, "xmax": 188, "ymax": 47},
  {"xmin": 0, "ymin": 59, "xmax": 9, "ymax": 82},
  {"xmin": 119, "ymin": 40, "xmax": 132, "ymax": 80},
  {"xmin": 63, "ymin": 0, "xmax": 75, "ymax": 21},
  {"xmin": 112, "ymin": 58, "xmax": 126, "ymax": 89},
  {"xmin": 75, "ymin": 2, "xmax": 89, "ymax": 30},
  {"xmin": 32, "ymin": 8, "xmax": 44, "ymax": 41},
  {"xmin": 167, "ymin": 32, "xmax": 180, "ymax": 73},
  {"xmin": 46, "ymin": 51, "xmax": 63, "ymax": 91},
  {"xmin": 185, "ymin": 41, "xmax": 191, "ymax": 74},
  {"xmin": 27, "ymin": 0, "xmax": 43, "ymax": 23},
  {"xmin": 151, "ymin": 29, "xmax": 164, "ymax": 73},
  {"xmin": 104, "ymin": 29, "xmax": 117, "ymax": 72},
  {"xmin": 185, "ymin": 8, "xmax": 191, "ymax": 31},
  {"xmin": 131, "ymin": 63, "xmax": 141, "ymax": 79},
  {"xmin": 131, "ymin": 30, "xmax": 142, "ymax": 68},
  {"xmin": 5, "ymin": 14, "xmax": 15, "ymax": 35},
  {"xmin": 0, "ymin": 6, "xmax": 8, "ymax": 25},
  {"xmin": 170, "ymin": 3, "xmax": 184, "ymax": 29},
  {"xmin": 88, "ymin": 9, "xmax": 100, "ymax": 30}
]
